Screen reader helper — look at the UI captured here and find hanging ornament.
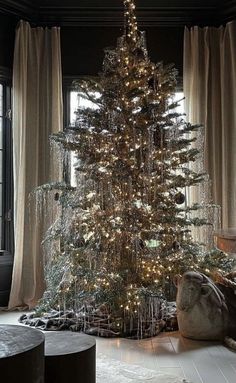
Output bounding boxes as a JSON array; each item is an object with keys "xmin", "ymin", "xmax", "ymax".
[
  {"xmin": 148, "ymin": 77, "xmax": 155, "ymax": 90},
  {"xmin": 133, "ymin": 237, "xmax": 145, "ymax": 249},
  {"xmin": 76, "ymin": 236, "xmax": 85, "ymax": 248},
  {"xmin": 172, "ymin": 240, "xmax": 180, "ymax": 251},
  {"xmin": 139, "ymin": 239, "xmax": 145, "ymax": 249},
  {"xmin": 132, "ymin": 47, "xmax": 145, "ymax": 61},
  {"xmin": 141, "ymin": 106, "xmax": 149, "ymax": 114},
  {"xmin": 174, "ymin": 192, "xmax": 185, "ymax": 205},
  {"xmin": 54, "ymin": 192, "xmax": 60, "ymax": 201}
]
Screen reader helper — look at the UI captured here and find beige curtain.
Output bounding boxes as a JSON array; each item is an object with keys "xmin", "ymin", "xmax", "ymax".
[
  {"xmin": 9, "ymin": 21, "xmax": 63, "ymax": 309},
  {"xmin": 184, "ymin": 21, "xmax": 236, "ymax": 228}
]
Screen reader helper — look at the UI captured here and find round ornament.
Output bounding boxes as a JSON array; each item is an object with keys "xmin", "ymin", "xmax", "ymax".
[
  {"xmin": 141, "ymin": 106, "xmax": 149, "ymax": 114},
  {"xmin": 172, "ymin": 240, "xmax": 180, "ymax": 251},
  {"xmin": 133, "ymin": 47, "xmax": 145, "ymax": 60},
  {"xmin": 174, "ymin": 192, "xmax": 185, "ymax": 205},
  {"xmin": 54, "ymin": 192, "xmax": 60, "ymax": 201},
  {"xmin": 148, "ymin": 77, "xmax": 155, "ymax": 89},
  {"xmin": 139, "ymin": 239, "xmax": 145, "ymax": 249}
]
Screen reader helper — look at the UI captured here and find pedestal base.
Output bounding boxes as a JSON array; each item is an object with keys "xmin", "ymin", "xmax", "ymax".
[
  {"xmin": 0, "ymin": 325, "xmax": 45, "ymax": 382},
  {"xmin": 44, "ymin": 331, "xmax": 96, "ymax": 383}
]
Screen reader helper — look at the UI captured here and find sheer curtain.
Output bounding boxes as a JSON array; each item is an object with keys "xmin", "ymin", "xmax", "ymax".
[
  {"xmin": 8, "ymin": 21, "xmax": 63, "ymax": 309},
  {"xmin": 184, "ymin": 21, "xmax": 236, "ymax": 228}
]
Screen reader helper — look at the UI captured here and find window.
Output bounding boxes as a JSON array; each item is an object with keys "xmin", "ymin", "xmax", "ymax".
[
  {"xmin": 67, "ymin": 90, "xmax": 99, "ymax": 186},
  {"xmin": 69, "ymin": 90, "xmax": 185, "ymax": 125},
  {"xmin": 0, "ymin": 84, "xmax": 3, "ymax": 247},
  {"xmin": 66, "ymin": 86, "xmax": 185, "ymax": 187},
  {"xmin": 171, "ymin": 92, "xmax": 184, "ymax": 116},
  {"xmin": 0, "ymin": 73, "xmax": 14, "ymax": 255}
]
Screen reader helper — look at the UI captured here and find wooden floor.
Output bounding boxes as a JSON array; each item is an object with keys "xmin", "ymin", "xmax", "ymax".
[{"xmin": 0, "ymin": 311, "xmax": 236, "ymax": 383}]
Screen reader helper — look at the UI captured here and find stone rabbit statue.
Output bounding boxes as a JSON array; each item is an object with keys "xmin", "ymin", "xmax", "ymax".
[{"xmin": 175, "ymin": 271, "xmax": 236, "ymax": 349}]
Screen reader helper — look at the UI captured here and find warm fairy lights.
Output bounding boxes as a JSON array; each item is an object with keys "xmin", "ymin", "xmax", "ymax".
[{"xmin": 36, "ymin": 0, "xmax": 234, "ymax": 338}]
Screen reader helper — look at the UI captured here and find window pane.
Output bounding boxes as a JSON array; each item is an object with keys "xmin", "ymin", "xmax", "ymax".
[
  {"xmin": 171, "ymin": 92, "xmax": 185, "ymax": 115},
  {"xmin": 0, "ymin": 82, "xmax": 13, "ymax": 253},
  {"xmin": 70, "ymin": 151, "xmax": 77, "ymax": 187},
  {"xmin": 0, "ymin": 84, "xmax": 3, "ymax": 116},
  {"xmin": 0, "ymin": 118, "xmax": 2, "ymax": 150},
  {"xmin": 69, "ymin": 90, "xmax": 100, "ymax": 186},
  {"xmin": 0, "ymin": 84, "xmax": 3, "ymax": 250},
  {"xmin": 0, "ymin": 184, "xmax": 2, "ymax": 216},
  {"xmin": 0, "ymin": 151, "xmax": 2, "ymax": 183},
  {"xmin": 70, "ymin": 91, "xmax": 80, "ymax": 126}
]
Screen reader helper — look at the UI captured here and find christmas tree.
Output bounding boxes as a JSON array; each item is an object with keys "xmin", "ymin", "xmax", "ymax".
[{"xmin": 34, "ymin": 0, "xmax": 233, "ymax": 338}]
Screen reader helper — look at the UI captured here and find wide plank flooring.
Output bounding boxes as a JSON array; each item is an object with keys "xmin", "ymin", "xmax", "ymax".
[{"xmin": 0, "ymin": 311, "xmax": 235, "ymax": 382}]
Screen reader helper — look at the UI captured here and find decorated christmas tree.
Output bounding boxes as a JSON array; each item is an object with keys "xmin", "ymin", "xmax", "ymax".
[{"xmin": 33, "ymin": 0, "xmax": 233, "ymax": 338}]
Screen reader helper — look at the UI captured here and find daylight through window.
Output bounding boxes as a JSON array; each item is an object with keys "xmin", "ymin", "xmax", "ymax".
[{"xmin": 68, "ymin": 90, "xmax": 184, "ymax": 187}]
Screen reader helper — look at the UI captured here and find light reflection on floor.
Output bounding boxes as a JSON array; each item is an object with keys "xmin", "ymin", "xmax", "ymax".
[{"xmin": 1, "ymin": 310, "xmax": 236, "ymax": 383}]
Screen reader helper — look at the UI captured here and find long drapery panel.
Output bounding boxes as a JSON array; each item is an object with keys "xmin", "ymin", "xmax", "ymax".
[
  {"xmin": 184, "ymin": 21, "xmax": 236, "ymax": 228},
  {"xmin": 9, "ymin": 21, "xmax": 63, "ymax": 309}
]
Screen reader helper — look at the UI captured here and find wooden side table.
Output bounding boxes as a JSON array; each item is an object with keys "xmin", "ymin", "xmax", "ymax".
[
  {"xmin": 214, "ymin": 228, "xmax": 236, "ymax": 256},
  {"xmin": 44, "ymin": 331, "xmax": 96, "ymax": 383},
  {"xmin": 0, "ymin": 324, "xmax": 45, "ymax": 382}
]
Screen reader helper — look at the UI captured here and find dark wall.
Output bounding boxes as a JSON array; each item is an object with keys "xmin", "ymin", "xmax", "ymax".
[
  {"xmin": 0, "ymin": 14, "xmax": 18, "ymax": 69},
  {"xmin": 61, "ymin": 26, "xmax": 184, "ymax": 77},
  {"xmin": 0, "ymin": 15, "xmax": 184, "ymax": 77}
]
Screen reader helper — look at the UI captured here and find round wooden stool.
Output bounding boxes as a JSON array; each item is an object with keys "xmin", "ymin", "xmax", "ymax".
[
  {"xmin": 0, "ymin": 324, "xmax": 45, "ymax": 382},
  {"xmin": 44, "ymin": 331, "xmax": 96, "ymax": 383}
]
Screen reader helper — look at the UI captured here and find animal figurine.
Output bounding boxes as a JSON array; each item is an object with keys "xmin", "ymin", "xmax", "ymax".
[{"xmin": 175, "ymin": 271, "xmax": 236, "ymax": 349}]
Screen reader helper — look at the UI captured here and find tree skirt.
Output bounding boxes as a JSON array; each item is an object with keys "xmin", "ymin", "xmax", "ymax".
[
  {"xmin": 19, "ymin": 302, "xmax": 178, "ymax": 338},
  {"xmin": 97, "ymin": 354, "xmax": 191, "ymax": 383}
]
